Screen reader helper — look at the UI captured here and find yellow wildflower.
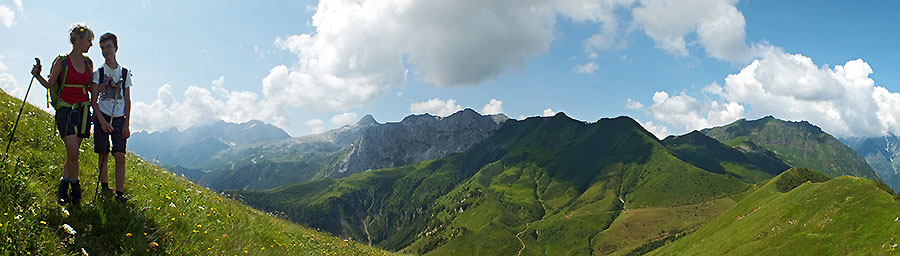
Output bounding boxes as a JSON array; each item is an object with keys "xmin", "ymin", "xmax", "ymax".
[{"xmin": 126, "ymin": 233, "xmax": 133, "ymax": 237}]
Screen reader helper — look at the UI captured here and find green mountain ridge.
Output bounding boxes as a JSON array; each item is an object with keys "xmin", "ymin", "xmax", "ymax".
[
  {"xmin": 662, "ymin": 130, "xmax": 790, "ymax": 183},
  {"xmin": 0, "ymin": 90, "xmax": 393, "ymax": 255},
  {"xmin": 235, "ymin": 113, "xmax": 753, "ymax": 255},
  {"xmin": 702, "ymin": 116, "xmax": 879, "ymax": 180}
]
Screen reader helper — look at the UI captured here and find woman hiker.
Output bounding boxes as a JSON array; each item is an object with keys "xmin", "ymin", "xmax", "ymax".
[{"xmin": 31, "ymin": 23, "xmax": 96, "ymax": 205}]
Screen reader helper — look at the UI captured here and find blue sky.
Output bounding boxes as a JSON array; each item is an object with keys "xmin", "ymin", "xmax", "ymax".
[{"xmin": 1, "ymin": 0, "xmax": 899, "ymax": 138}]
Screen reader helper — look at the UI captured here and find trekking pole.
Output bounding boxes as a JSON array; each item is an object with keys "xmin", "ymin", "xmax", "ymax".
[{"xmin": 4, "ymin": 58, "xmax": 40, "ymax": 156}]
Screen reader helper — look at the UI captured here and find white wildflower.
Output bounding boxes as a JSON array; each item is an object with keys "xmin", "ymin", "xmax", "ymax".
[
  {"xmin": 81, "ymin": 247, "xmax": 89, "ymax": 256},
  {"xmin": 169, "ymin": 202, "xmax": 176, "ymax": 208},
  {"xmin": 62, "ymin": 224, "xmax": 77, "ymax": 235},
  {"xmin": 61, "ymin": 208, "xmax": 70, "ymax": 218}
]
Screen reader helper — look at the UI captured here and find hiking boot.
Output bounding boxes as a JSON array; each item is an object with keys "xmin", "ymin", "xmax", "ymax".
[
  {"xmin": 115, "ymin": 192, "xmax": 128, "ymax": 204},
  {"xmin": 69, "ymin": 181, "xmax": 82, "ymax": 204},
  {"xmin": 56, "ymin": 179, "xmax": 69, "ymax": 204},
  {"xmin": 101, "ymin": 186, "xmax": 114, "ymax": 196}
]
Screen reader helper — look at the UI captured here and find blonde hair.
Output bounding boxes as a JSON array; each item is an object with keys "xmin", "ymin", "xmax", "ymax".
[{"xmin": 68, "ymin": 23, "xmax": 94, "ymax": 45}]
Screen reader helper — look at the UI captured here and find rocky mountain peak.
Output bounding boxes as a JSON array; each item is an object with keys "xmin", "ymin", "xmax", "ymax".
[{"xmin": 356, "ymin": 114, "xmax": 379, "ymax": 126}]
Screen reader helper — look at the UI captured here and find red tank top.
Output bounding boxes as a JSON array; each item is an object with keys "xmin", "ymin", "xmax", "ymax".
[{"xmin": 60, "ymin": 56, "xmax": 91, "ymax": 104}]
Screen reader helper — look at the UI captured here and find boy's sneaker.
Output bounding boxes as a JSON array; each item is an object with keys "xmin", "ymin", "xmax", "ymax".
[
  {"xmin": 70, "ymin": 181, "xmax": 82, "ymax": 204},
  {"xmin": 56, "ymin": 179, "xmax": 69, "ymax": 204}
]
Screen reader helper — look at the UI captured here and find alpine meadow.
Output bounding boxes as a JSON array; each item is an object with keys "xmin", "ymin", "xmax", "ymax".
[{"xmin": 2, "ymin": 1, "xmax": 900, "ymax": 255}]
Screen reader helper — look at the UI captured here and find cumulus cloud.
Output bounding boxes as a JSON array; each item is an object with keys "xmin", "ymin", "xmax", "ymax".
[
  {"xmin": 264, "ymin": 0, "xmax": 563, "ymax": 112},
  {"xmin": 481, "ymin": 99, "xmax": 503, "ymax": 115},
  {"xmin": 637, "ymin": 119, "xmax": 670, "ymax": 139},
  {"xmin": 330, "ymin": 112, "xmax": 358, "ymax": 126},
  {"xmin": 647, "ymin": 46, "xmax": 900, "ymax": 138},
  {"xmin": 305, "ymin": 119, "xmax": 325, "ymax": 134},
  {"xmin": 632, "ymin": 0, "xmax": 754, "ymax": 63},
  {"xmin": 131, "ymin": 77, "xmax": 285, "ymax": 132},
  {"xmin": 543, "ymin": 108, "xmax": 557, "ymax": 117},
  {"xmin": 574, "ymin": 61, "xmax": 599, "ymax": 74},
  {"xmin": 410, "ymin": 98, "xmax": 462, "ymax": 117},
  {"xmin": 261, "ymin": 0, "xmax": 759, "ymax": 115},
  {"xmin": 707, "ymin": 46, "xmax": 900, "ymax": 137},
  {"xmin": 0, "ymin": 5, "xmax": 14, "ymax": 28},
  {"xmin": 626, "ymin": 98, "xmax": 643, "ymax": 110},
  {"xmin": 648, "ymin": 90, "xmax": 744, "ymax": 132}
]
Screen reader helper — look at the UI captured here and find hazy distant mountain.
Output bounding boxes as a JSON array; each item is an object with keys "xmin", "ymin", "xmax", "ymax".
[
  {"xmin": 702, "ymin": 116, "xmax": 879, "ymax": 180},
  {"xmin": 841, "ymin": 135, "xmax": 900, "ymax": 192},
  {"xmin": 199, "ymin": 109, "xmax": 509, "ymax": 191},
  {"xmin": 129, "ymin": 120, "xmax": 290, "ymax": 169}
]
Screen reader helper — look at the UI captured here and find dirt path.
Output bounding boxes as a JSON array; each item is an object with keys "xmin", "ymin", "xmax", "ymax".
[{"xmin": 516, "ymin": 222, "xmax": 530, "ymax": 256}]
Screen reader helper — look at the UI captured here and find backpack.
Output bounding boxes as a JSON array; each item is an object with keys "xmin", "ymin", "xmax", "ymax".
[
  {"xmin": 46, "ymin": 54, "xmax": 92, "ymax": 110},
  {"xmin": 97, "ymin": 66, "xmax": 128, "ymax": 103}
]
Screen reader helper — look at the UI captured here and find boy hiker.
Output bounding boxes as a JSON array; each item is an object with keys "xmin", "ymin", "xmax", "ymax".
[{"xmin": 91, "ymin": 32, "xmax": 133, "ymax": 204}]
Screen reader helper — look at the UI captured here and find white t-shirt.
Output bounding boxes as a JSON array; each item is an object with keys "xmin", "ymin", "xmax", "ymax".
[{"xmin": 91, "ymin": 63, "xmax": 133, "ymax": 117}]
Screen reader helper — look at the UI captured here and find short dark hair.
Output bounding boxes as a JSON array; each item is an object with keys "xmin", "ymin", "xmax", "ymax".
[{"xmin": 99, "ymin": 32, "xmax": 118, "ymax": 48}]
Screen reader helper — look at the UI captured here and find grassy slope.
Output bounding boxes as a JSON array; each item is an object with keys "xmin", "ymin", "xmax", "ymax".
[
  {"xmin": 662, "ymin": 131, "xmax": 789, "ymax": 183},
  {"xmin": 238, "ymin": 115, "xmax": 751, "ymax": 255},
  {"xmin": 0, "ymin": 90, "xmax": 393, "ymax": 255},
  {"xmin": 649, "ymin": 168, "xmax": 900, "ymax": 255},
  {"xmin": 702, "ymin": 116, "xmax": 878, "ymax": 180}
]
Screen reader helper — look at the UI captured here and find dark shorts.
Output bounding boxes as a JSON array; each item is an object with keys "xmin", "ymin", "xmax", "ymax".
[
  {"xmin": 55, "ymin": 104, "xmax": 92, "ymax": 139},
  {"xmin": 93, "ymin": 113, "xmax": 127, "ymax": 154}
]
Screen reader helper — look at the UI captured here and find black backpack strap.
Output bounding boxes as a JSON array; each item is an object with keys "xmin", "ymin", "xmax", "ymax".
[
  {"xmin": 121, "ymin": 68, "xmax": 128, "ymax": 86},
  {"xmin": 98, "ymin": 67, "xmax": 105, "ymax": 84},
  {"xmin": 121, "ymin": 68, "xmax": 128, "ymax": 98}
]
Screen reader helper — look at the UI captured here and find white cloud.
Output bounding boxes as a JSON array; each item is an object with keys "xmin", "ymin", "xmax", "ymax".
[
  {"xmin": 264, "ymin": 0, "xmax": 563, "ymax": 112},
  {"xmin": 481, "ymin": 99, "xmax": 504, "ymax": 115},
  {"xmin": 626, "ymin": 98, "xmax": 643, "ymax": 110},
  {"xmin": 706, "ymin": 46, "xmax": 900, "ymax": 137},
  {"xmin": 330, "ymin": 112, "xmax": 358, "ymax": 126},
  {"xmin": 211, "ymin": 75, "xmax": 225, "ymax": 88},
  {"xmin": 131, "ymin": 79, "xmax": 286, "ymax": 132},
  {"xmin": 305, "ymin": 119, "xmax": 325, "ymax": 134},
  {"xmin": 632, "ymin": 0, "xmax": 754, "ymax": 63},
  {"xmin": 637, "ymin": 119, "xmax": 670, "ymax": 139},
  {"xmin": 646, "ymin": 46, "xmax": 900, "ymax": 138},
  {"xmin": 0, "ymin": 5, "xmax": 15, "ymax": 28},
  {"xmin": 410, "ymin": 98, "xmax": 462, "ymax": 117},
  {"xmin": 253, "ymin": 0, "xmax": 760, "ymax": 119},
  {"xmin": 574, "ymin": 61, "xmax": 599, "ymax": 74},
  {"xmin": 543, "ymin": 108, "xmax": 557, "ymax": 117},
  {"xmin": 648, "ymin": 90, "xmax": 744, "ymax": 132}
]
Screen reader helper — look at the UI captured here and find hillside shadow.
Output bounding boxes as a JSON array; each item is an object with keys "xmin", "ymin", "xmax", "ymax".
[{"xmin": 39, "ymin": 193, "xmax": 168, "ymax": 255}]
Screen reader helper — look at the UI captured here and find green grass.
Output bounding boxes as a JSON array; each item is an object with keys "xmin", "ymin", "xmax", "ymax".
[
  {"xmin": 649, "ymin": 168, "xmax": 900, "ymax": 255},
  {"xmin": 0, "ymin": 90, "xmax": 396, "ymax": 255}
]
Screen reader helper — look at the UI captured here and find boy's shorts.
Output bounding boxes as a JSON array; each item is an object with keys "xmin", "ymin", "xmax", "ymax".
[
  {"xmin": 93, "ymin": 113, "xmax": 127, "ymax": 154},
  {"xmin": 55, "ymin": 104, "xmax": 92, "ymax": 139}
]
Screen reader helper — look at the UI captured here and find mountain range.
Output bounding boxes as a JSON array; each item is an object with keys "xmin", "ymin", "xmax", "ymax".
[
  {"xmin": 231, "ymin": 114, "xmax": 895, "ymax": 255},
  {"xmin": 130, "ymin": 109, "xmax": 508, "ymax": 191},
  {"xmin": 129, "ymin": 119, "xmax": 290, "ymax": 169},
  {"xmin": 128, "ymin": 106, "xmax": 900, "ymax": 255},
  {"xmin": 841, "ymin": 136, "xmax": 900, "ymax": 193}
]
